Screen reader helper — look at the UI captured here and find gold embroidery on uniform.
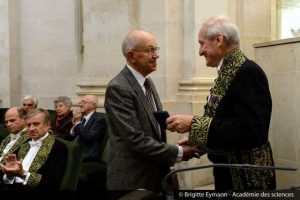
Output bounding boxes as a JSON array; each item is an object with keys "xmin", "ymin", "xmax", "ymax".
[
  {"xmin": 0, "ymin": 131, "xmax": 29, "ymax": 164},
  {"xmin": 188, "ymin": 48, "xmax": 245, "ymax": 149},
  {"xmin": 188, "ymin": 48, "xmax": 275, "ymax": 190},
  {"xmin": 18, "ymin": 135, "xmax": 55, "ymax": 187}
]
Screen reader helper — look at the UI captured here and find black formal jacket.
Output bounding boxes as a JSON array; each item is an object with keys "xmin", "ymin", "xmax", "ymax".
[
  {"xmin": 73, "ymin": 111, "xmax": 105, "ymax": 161},
  {"xmin": 0, "ymin": 135, "xmax": 67, "ymax": 191},
  {"xmin": 189, "ymin": 48, "xmax": 276, "ymax": 191}
]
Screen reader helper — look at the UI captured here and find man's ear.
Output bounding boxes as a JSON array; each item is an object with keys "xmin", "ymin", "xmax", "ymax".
[
  {"xmin": 216, "ymin": 33, "xmax": 225, "ymax": 47},
  {"xmin": 126, "ymin": 51, "xmax": 136, "ymax": 63}
]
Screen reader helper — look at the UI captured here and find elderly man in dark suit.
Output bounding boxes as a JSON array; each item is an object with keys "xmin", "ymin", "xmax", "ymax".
[
  {"xmin": 167, "ymin": 15, "xmax": 276, "ymax": 191},
  {"xmin": 71, "ymin": 94, "xmax": 105, "ymax": 162},
  {"xmin": 104, "ymin": 30, "xmax": 199, "ymax": 198},
  {"xmin": 0, "ymin": 108, "xmax": 67, "ymax": 190}
]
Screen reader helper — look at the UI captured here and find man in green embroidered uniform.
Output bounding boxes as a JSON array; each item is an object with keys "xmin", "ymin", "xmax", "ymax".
[
  {"xmin": 167, "ymin": 15, "xmax": 276, "ymax": 191},
  {"xmin": 0, "ymin": 108, "xmax": 67, "ymax": 190},
  {"xmin": 0, "ymin": 107, "xmax": 29, "ymax": 164}
]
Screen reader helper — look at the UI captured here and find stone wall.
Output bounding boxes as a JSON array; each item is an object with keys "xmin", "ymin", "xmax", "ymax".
[{"xmin": 255, "ymin": 38, "xmax": 300, "ymax": 189}]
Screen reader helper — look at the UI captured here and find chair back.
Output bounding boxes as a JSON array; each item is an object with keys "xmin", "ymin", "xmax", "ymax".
[
  {"xmin": 47, "ymin": 109, "xmax": 57, "ymax": 124},
  {"xmin": 58, "ymin": 138, "xmax": 83, "ymax": 190},
  {"xmin": 0, "ymin": 108, "xmax": 9, "ymax": 124},
  {"xmin": 0, "ymin": 126, "xmax": 9, "ymax": 143},
  {"xmin": 96, "ymin": 112, "xmax": 110, "ymax": 161}
]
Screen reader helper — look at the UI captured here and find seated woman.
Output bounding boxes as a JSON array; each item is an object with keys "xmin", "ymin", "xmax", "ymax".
[{"xmin": 51, "ymin": 96, "xmax": 74, "ymax": 141}]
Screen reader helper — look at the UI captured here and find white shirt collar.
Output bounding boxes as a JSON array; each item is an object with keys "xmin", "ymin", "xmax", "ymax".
[
  {"xmin": 217, "ymin": 58, "xmax": 224, "ymax": 71},
  {"xmin": 83, "ymin": 110, "xmax": 95, "ymax": 123},
  {"xmin": 9, "ymin": 127, "xmax": 27, "ymax": 140},
  {"xmin": 126, "ymin": 64, "xmax": 147, "ymax": 89},
  {"xmin": 32, "ymin": 132, "xmax": 49, "ymax": 142}
]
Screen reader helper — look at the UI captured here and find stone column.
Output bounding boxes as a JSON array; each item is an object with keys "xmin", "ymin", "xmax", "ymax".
[{"xmin": 0, "ymin": 0, "xmax": 20, "ymax": 107}]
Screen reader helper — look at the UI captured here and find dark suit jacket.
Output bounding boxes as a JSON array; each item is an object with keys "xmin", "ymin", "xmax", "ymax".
[
  {"xmin": 73, "ymin": 111, "xmax": 105, "ymax": 161},
  {"xmin": 207, "ymin": 59, "xmax": 275, "ymax": 191},
  {"xmin": 0, "ymin": 135, "xmax": 67, "ymax": 190},
  {"xmin": 104, "ymin": 66, "xmax": 178, "ymax": 192}
]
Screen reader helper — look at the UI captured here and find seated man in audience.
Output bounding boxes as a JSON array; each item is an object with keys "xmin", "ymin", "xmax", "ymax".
[
  {"xmin": 0, "ymin": 108, "xmax": 67, "ymax": 190},
  {"xmin": 22, "ymin": 95, "xmax": 38, "ymax": 113},
  {"xmin": 71, "ymin": 95, "xmax": 105, "ymax": 162},
  {"xmin": 0, "ymin": 107, "xmax": 29, "ymax": 163}
]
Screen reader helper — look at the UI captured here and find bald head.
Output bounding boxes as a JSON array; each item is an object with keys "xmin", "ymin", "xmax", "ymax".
[
  {"xmin": 122, "ymin": 30, "xmax": 153, "ymax": 56},
  {"xmin": 5, "ymin": 107, "xmax": 26, "ymax": 134},
  {"xmin": 121, "ymin": 30, "xmax": 159, "ymax": 77},
  {"xmin": 79, "ymin": 95, "xmax": 99, "ymax": 115},
  {"xmin": 85, "ymin": 95, "xmax": 99, "ymax": 107}
]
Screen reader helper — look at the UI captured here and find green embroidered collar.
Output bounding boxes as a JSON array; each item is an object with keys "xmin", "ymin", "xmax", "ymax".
[{"xmin": 205, "ymin": 47, "xmax": 246, "ymax": 117}]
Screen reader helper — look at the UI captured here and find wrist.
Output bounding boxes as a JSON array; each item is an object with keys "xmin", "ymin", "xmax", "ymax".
[{"xmin": 21, "ymin": 171, "xmax": 28, "ymax": 180}]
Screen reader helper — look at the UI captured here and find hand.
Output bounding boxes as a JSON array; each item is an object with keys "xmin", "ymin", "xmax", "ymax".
[
  {"xmin": 166, "ymin": 115, "xmax": 193, "ymax": 133},
  {"xmin": 177, "ymin": 136, "xmax": 189, "ymax": 145},
  {"xmin": 72, "ymin": 108, "xmax": 82, "ymax": 124},
  {"xmin": 178, "ymin": 137, "xmax": 206, "ymax": 161},
  {"xmin": 1, "ymin": 154, "xmax": 24, "ymax": 179},
  {"xmin": 181, "ymin": 144, "xmax": 201, "ymax": 161}
]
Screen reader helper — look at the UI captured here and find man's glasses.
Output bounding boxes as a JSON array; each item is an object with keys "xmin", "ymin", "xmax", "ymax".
[
  {"xmin": 132, "ymin": 47, "xmax": 160, "ymax": 56},
  {"xmin": 79, "ymin": 100, "xmax": 92, "ymax": 104}
]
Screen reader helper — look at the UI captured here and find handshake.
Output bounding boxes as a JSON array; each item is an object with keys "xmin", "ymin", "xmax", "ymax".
[
  {"xmin": 153, "ymin": 111, "xmax": 206, "ymax": 162},
  {"xmin": 177, "ymin": 137, "xmax": 206, "ymax": 161}
]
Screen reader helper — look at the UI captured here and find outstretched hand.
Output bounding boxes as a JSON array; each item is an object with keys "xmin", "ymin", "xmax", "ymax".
[
  {"xmin": 166, "ymin": 115, "xmax": 193, "ymax": 133},
  {"xmin": 178, "ymin": 137, "xmax": 206, "ymax": 161}
]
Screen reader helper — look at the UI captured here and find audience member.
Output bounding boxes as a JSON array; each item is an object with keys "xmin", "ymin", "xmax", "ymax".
[
  {"xmin": 0, "ymin": 107, "xmax": 29, "ymax": 163},
  {"xmin": 22, "ymin": 95, "xmax": 38, "ymax": 113},
  {"xmin": 0, "ymin": 108, "xmax": 67, "ymax": 190},
  {"xmin": 71, "ymin": 95, "xmax": 105, "ymax": 162},
  {"xmin": 51, "ymin": 96, "xmax": 74, "ymax": 141}
]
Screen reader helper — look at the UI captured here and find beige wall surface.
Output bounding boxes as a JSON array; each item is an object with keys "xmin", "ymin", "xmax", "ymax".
[{"xmin": 255, "ymin": 38, "xmax": 300, "ymax": 189}]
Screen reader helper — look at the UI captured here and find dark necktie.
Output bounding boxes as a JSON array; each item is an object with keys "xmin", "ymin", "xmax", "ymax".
[
  {"xmin": 81, "ymin": 117, "xmax": 86, "ymax": 126},
  {"xmin": 144, "ymin": 78, "xmax": 162, "ymax": 141},
  {"xmin": 144, "ymin": 78, "xmax": 155, "ymax": 111},
  {"xmin": 74, "ymin": 117, "xmax": 86, "ymax": 143}
]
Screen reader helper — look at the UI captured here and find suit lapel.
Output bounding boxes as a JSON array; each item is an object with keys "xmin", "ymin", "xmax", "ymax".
[
  {"xmin": 122, "ymin": 67, "xmax": 161, "ymax": 140},
  {"xmin": 0, "ymin": 136, "xmax": 11, "ymax": 153},
  {"xmin": 0, "ymin": 130, "xmax": 30, "ymax": 163},
  {"xmin": 8, "ymin": 130, "xmax": 30, "ymax": 154},
  {"xmin": 18, "ymin": 135, "xmax": 55, "ymax": 173}
]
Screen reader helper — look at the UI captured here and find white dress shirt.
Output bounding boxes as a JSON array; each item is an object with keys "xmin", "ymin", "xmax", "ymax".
[
  {"xmin": 3, "ymin": 133, "xmax": 49, "ymax": 185},
  {"xmin": 0, "ymin": 128, "xmax": 26, "ymax": 162}
]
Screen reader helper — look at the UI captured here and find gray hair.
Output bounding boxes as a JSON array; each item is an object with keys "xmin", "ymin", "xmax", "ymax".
[
  {"xmin": 122, "ymin": 30, "xmax": 152, "ymax": 56},
  {"xmin": 122, "ymin": 33, "xmax": 139, "ymax": 56},
  {"xmin": 23, "ymin": 95, "xmax": 38, "ymax": 107},
  {"xmin": 54, "ymin": 96, "xmax": 72, "ymax": 109},
  {"xmin": 25, "ymin": 108, "xmax": 51, "ymax": 125},
  {"xmin": 202, "ymin": 15, "xmax": 240, "ymax": 47}
]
